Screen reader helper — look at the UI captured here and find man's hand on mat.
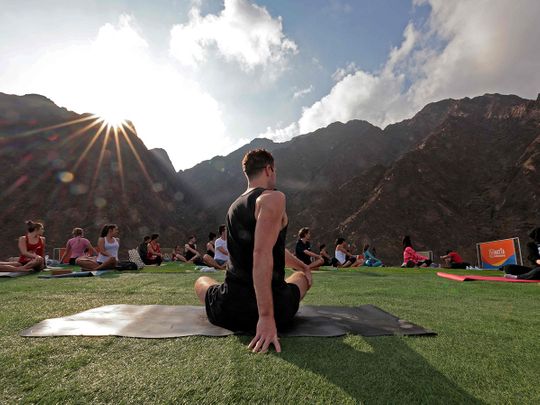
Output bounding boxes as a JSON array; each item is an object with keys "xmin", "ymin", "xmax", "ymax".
[{"xmin": 248, "ymin": 316, "xmax": 281, "ymax": 353}]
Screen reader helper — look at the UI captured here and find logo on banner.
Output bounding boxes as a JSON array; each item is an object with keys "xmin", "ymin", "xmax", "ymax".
[{"xmin": 478, "ymin": 239, "xmax": 517, "ymax": 269}]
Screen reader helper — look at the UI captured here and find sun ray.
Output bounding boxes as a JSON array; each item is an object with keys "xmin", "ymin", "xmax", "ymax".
[
  {"xmin": 57, "ymin": 117, "xmax": 104, "ymax": 148},
  {"xmin": 71, "ymin": 120, "xmax": 108, "ymax": 173},
  {"xmin": 90, "ymin": 125, "xmax": 112, "ymax": 192},
  {"xmin": 0, "ymin": 114, "xmax": 99, "ymax": 140},
  {"xmin": 118, "ymin": 124, "xmax": 155, "ymax": 187},
  {"xmin": 112, "ymin": 125, "xmax": 126, "ymax": 193}
]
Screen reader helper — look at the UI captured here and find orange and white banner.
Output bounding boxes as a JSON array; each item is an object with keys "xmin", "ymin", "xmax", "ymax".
[{"xmin": 476, "ymin": 238, "xmax": 521, "ymax": 269}]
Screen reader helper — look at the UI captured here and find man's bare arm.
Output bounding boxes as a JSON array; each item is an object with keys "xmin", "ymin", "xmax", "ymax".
[
  {"xmin": 248, "ymin": 191, "xmax": 285, "ymax": 353},
  {"xmin": 285, "ymin": 249, "xmax": 312, "ymax": 287}
]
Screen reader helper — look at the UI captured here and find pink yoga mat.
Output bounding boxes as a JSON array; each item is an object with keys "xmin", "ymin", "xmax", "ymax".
[{"xmin": 437, "ymin": 272, "xmax": 539, "ymax": 283}]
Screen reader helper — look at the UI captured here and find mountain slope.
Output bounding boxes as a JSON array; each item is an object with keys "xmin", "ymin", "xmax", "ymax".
[
  {"xmin": 180, "ymin": 93, "xmax": 540, "ymax": 264},
  {"xmin": 0, "ymin": 92, "xmax": 206, "ymax": 258}
]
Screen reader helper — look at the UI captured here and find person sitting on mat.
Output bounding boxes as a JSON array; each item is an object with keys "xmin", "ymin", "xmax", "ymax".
[
  {"xmin": 60, "ymin": 228, "xmax": 95, "ymax": 266},
  {"xmin": 171, "ymin": 245, "xmax": 187, "ymax": 262},
  {"xmin": 78, "ymin": 224, "xmax": 119, "ymax": 270},
  {"xmin": 440, "ymin": 249, "xmax": 469, "ymax": 269},
  {"xmin": 334, "ymin": 237, "xmax": 363, "ymax": 267},
  {"xmin": 184, "ymin": 235, "xmax": 204, "ymax": 265},
  {"xmin": 362, "ymin": 243, "xmax": 383, "ymax": 267},
  {"xmin": 0, "ymin": 220, "xmax": 46, "ymax": 272},
  {"xmin": 504, "ymin": 227, "xmax": 540, "ymax": 280},
  {"xmin": 138, "ymin": 235, "xmax": 150, "ymax": 262},
  {"xmin": 206, "ymin": 232, "xmax": 217, "ymax": 258},
  {"xmin": 401, "ymin": 235, "xmax": 432, "ymax": 268},
  {"xmin": 295, "ymin": 227, "xmax": 324, "ymax": 270},
  {"xmin": 146, "ymin": 233, "xmax": 163, "ymax": 266},
  {"xmin": 212, "ymin": 225, "xmax": 229, "ymax": 269},
  {"xmin": 194, "ymin": 149, "xmax": 312, "ymax": 353},
  {"xmin": 319, "ymin": 244, "xmax": 332, "ymax": 267}
]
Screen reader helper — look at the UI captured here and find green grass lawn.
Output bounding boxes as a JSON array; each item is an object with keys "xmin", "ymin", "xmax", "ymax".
[{"xmin": 1, "ymin": 264, "xmax": 539, "ymax": 404}]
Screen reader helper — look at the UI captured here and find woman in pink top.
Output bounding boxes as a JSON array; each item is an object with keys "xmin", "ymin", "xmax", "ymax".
[
  {"xmin": 402, "ymin": 235, "xmax": 432, "ymax": 268},
  {"xmin": 60, "ymin": 228, "xmax": 95, "ymax": 265}
]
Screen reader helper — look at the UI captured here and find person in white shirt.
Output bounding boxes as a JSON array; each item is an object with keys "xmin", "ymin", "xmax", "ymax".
[{"xmin": 214, "ymin": 225, "xmax": 229, "ymax": 268}]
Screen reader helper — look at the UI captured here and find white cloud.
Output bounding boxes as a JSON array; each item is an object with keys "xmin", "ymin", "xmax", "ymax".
[
  {"xmin": 169, "ymin": 0, "xmax": 298, "ymax": 73},
  {"xmin": 293, "ymin": 85, "xmax": 313, "ymax": 99},
  {"xmin": 267, "ymin": 0, "xmax": 540, "ymax": 138},
  {"xmin": 259, "ymin": 122, "xmax": 299, "ymax": 143},
  {"xmin": 331, "ymin": 62, "xmax": 358, "ymax": 82},
  {"xmin": 0, "ymin": 15, "xmax": 234, "ymax": 170}
]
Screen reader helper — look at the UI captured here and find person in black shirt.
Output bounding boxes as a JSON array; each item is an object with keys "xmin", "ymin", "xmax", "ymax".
[
  {"xmin": 504, "ymin": 227, "xmax": 540, "ymax": 280},
  {"xmin": 295, "ymin": 227, "xmax": 324, "ymax": 269},
  {"xmin": 184, "ymin": 236, "xmax": 205, "ymax": 266},
  {"xmin": 194, "ymin": 149, "xmax": 312, "ymax": 353},
  {"xmin": 138, "ymin": 236, "xmax": 150, "ymax": 264}
]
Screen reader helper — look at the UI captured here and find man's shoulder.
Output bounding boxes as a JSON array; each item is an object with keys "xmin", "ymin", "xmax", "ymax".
[{"xmin": 258, "ymin": 189, "xmax": 285, "ymax": 204}]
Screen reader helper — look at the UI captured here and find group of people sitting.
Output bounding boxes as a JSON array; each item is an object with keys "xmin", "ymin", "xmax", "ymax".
[
  {"xmin": 137, "ymin": 225, "xmax": 229, "ymax": 270},
  {"xmin": 0, "ymin": 221, "xmax": 121, "ymax": 272},
  {"xmin": 293, "ymin": 227, "xmax": 384, "ymax": 269}
]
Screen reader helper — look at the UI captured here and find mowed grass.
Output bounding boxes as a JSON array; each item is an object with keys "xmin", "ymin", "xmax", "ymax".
[{"xmin": 1, "ymin": 264, "xmax": 539, "ymax": 404}]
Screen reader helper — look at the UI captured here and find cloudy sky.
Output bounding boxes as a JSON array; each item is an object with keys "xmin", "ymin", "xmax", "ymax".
[{"xmin": 1, "ymin": 0, "xmax": 539, "ymax": 170}]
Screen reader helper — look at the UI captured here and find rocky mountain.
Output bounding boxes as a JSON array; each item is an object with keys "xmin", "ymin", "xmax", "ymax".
[
  {"xmin": 179, "ymin": 94, "xmax": 540, "ymax": 264},
  {"xmin": 0, "ymin": 92, "xmax": 207, "ymax": 258},
  {"xmin": 2, "ymin": 92, "xmax": 538, "ymax": 264}
]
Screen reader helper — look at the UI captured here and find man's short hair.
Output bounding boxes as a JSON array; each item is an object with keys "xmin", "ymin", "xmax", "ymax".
[
  {"xmin": 218, "ymin": 224, "xmax": 226, "ymax": 235},
  {"xmin": 242, "ymin": 149, "xmax": 274, "ymax": 179},
  {"xmin": 298, "ymin": 227, "xmax": 310, "ymax": 238}
]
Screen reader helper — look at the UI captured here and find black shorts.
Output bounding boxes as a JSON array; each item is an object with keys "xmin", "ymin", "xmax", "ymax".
[
  {"xmin": 69, "ymin": 258, "xmax": 77, "ymax": 265},
  {"xmin": 205, "ymin": 281, "xmax": 301, "ymax": 332}
]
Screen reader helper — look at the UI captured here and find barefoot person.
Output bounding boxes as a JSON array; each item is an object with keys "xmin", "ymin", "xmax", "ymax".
[
  {"xmin": 295, "ymin": 227, "xmax": 324, "ymax": 269},
  {"xmin": 0, "ymin": 221, "xmax": 46, "ymax": 272},
  {"xmin": 334, "ymin": 237, "xmax": 363, "ymax": 267},
  {"xmin": 60, "ymin": 228, "xmax": 95, "ymax": 265},
  {"xmin": 78, "ymin": 224, "xmax": 119, "ymax": 270},
  {"xmin": 171, "ymin": 245, "xmax": 187, "ymax": 262},
  {"xmin": 194, "ymin": 149, "xmax": 312, "ymax": 353}
]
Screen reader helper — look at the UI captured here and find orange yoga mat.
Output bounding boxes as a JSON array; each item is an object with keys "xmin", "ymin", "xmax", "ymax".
[{"xmin": 437, "ymin": 272, "xmax": 539, "ymax": 283}]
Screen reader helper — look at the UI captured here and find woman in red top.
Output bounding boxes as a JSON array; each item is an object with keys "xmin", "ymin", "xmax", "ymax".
[
  {"xmin": 146, "ymin": 233, "xmax": 163, "ymax": 266},
  {"xmin": 0, "ymin": 221, "xmax": 46, "ymax": 272},
  {"xmin": 401, "ymin": 235, "xmax": 432, "ymax": 268},
  {"xmin": 440, "ymin": 250, "xmax": 470, "ymax": 269}
]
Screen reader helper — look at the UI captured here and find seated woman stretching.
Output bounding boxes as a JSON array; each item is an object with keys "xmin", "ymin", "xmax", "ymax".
[
  {"xmin": 504, "ymin": 227, "xmax": 540, "ymax": 280},
  {"xmin": 319, "ymin": 244, "xmax": 332, "ymax": 267},
  {"xmin": 334, "ymin": 238, "xmax": 363, "ymax": 268},
  {"xmin": 440, "ymin": 249, "xmax": 469, "ymax": 269},
  {"xmin": 206, "ymin": 232, "xmax": 217, "ymax": 258},
  {"xmin": 146, "ymin": 233, "xmax": 163, "ymax": 266},
  {"xmin": 78, "ymin": 224, "xmax": 119, "ymax": 270},
  {"xmin": 402, "ymin": 235, "xmax": 432, "ymax": 268},
  {"xmin": 0, "ymin": 220, "xmax": 46, "ymax": 272},
  {"xmin": 362, "ymin": 244, "xmax": 383, "ymax": 267},
  {"xmin": 60, "ymin": 228, "xmax": 95, "ymax": 265},
  {"xmin": 171, "ymin": 245, "xmax": 187, "ymax": 262}
]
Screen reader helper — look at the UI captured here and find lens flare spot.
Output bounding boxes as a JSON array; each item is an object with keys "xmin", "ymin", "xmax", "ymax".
[
  {"xmin": 152, "ymin": 183, "xmax": 164, "ymax": 192},
  {"xmin": 70, "ymin": 183, "xmax": 88, "ymax": 195},
  {"xmin": 94, "ymin": 197, "xmax": 107, "ymax": 208},
  {"xmin": 57, "ymin": 171, "xmax": 74, "ymax": 183}
]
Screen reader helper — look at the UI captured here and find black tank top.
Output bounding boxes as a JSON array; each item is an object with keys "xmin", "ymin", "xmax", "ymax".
[{"xmin": 225, "ymin": 187, "xmax": 287, "ymax": 289}]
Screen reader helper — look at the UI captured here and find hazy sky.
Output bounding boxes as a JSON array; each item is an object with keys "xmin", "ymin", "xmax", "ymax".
[{"xmin": 1, "ymin": 0, "xmax": 539, "ymax": 170}]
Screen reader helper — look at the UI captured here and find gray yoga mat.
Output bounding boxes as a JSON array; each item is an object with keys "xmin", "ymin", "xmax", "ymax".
[
  {"xmin": 20, "ymin": 304, "xmax": 435, "ymax": 338},
  {"xmin": 0, "ymin": 271, "xmax": 32, "ymax": 278}
]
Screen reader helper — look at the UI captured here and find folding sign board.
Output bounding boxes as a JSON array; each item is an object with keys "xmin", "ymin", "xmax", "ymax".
[
  {"xmin": 416, "ymin": 251, "xmax": 433, "ymax": 260},
  {"xmin": 476, "ymin": 238, "xmax": 522, "ymax": 269}
]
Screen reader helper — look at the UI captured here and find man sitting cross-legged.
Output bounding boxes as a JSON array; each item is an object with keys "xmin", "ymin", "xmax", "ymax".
[{"xmin": 194, "ymin": 149, "xmax": 312, "ymax": 353}]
